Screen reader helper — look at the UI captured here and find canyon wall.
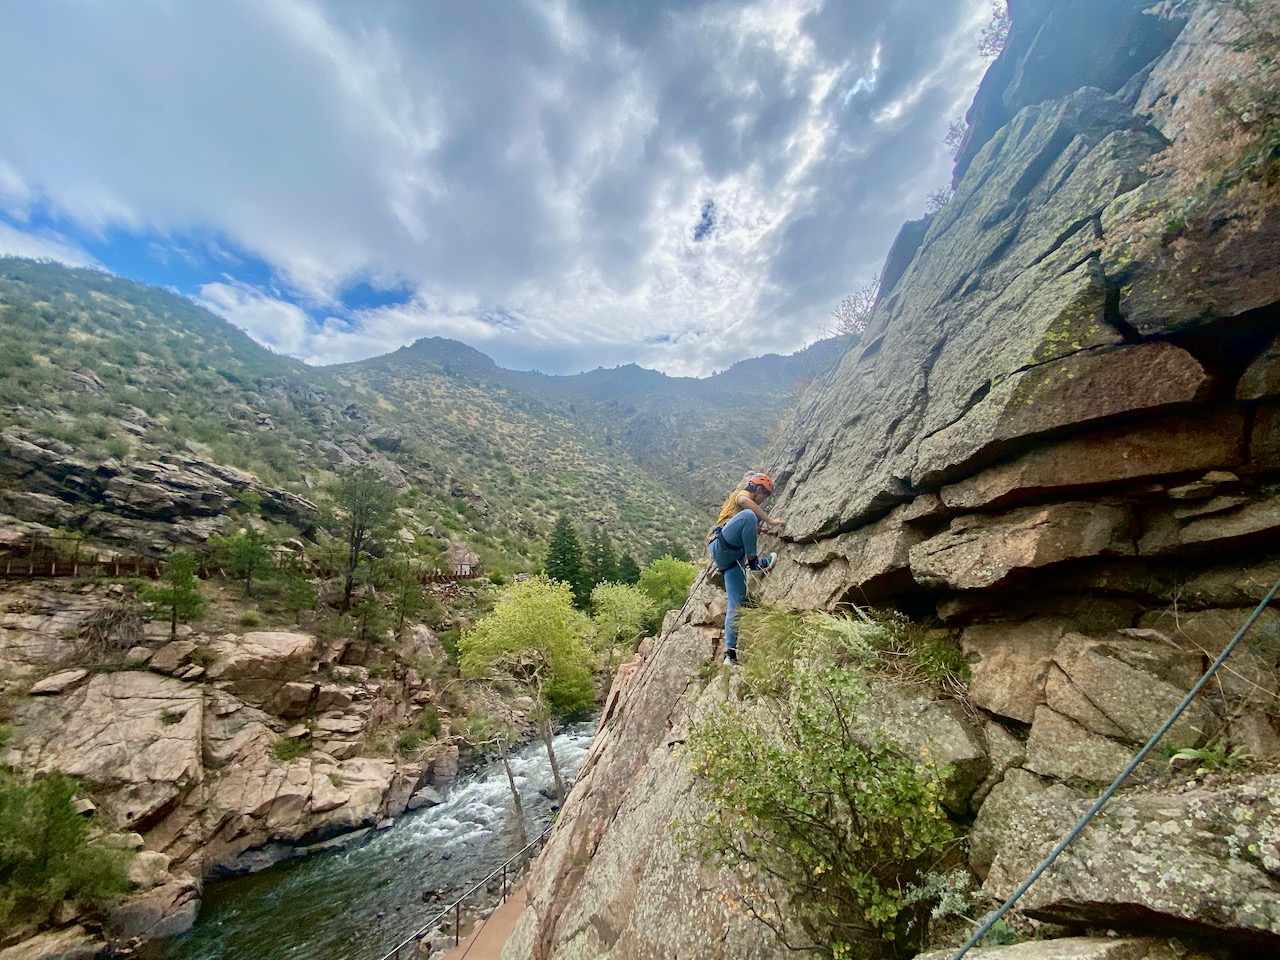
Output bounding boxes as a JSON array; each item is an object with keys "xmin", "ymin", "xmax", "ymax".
[{"xmin": 507, "ymin": 2, "xmax": 1280, "ymax": 958}]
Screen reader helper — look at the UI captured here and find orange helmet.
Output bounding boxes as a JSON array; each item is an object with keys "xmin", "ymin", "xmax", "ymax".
[{"xmin": 748, "ymin": 472, "xmax": 774, "ymax": 493}]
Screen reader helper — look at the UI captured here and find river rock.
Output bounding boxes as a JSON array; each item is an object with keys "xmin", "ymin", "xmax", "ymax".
[
  {"xmin": 106, "ymin": 871, "xmax": 201, "ymax": 941},
  {"xmin": 407, "ymin": 786, "xmax": 444, "ymax": 810},
  {"xmin": 126, "ymin": 850, "xmax": 173, "ymax": 891},
  {"xmin": 431, "ymin": 743, "xmax": 459, "ymax": 786},
  {"xmin": 0, "ymin": 926, "xmax": 104, "ymax": 960}
]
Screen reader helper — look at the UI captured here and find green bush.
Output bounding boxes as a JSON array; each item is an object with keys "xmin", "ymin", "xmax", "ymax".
[
  {"xmin": 0, "ymin": 771, "xmax": 131, "ymax": 931},
  {"xmin": 637, "ymin": 556, "xmax": 697, "ymax": 631},
  {"xmin": 272, "ymin": 737, "xmax": 309, "ymax": 763},
  {"xmin": 682, "ymin": 608, "xmax": 958, "ymax": 958},
  {"xmin": 737, "ymin": 606, "xmax": 967, "ymax": 695}
]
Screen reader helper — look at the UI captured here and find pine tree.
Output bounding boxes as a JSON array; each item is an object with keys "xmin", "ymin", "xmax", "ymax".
[
  {"xmin": 616, "ymin": 553, "xmax": 641, "ymax": 585},
  {"xmin": 328, "ymin": 466, "xmax": 398, "ymax": 613},
  {"xmin": 139, "ymin": 549, "xmax": 205, "ymax": 639},
  {"xmin": 545, "ymin": 516, "xmax": 587, "ymax": 606},
  {"xmin": 584, "ymin": 525, "xmax": 619, "ymax": 587},
  {"xmin": 209, "ymin": 526, "xmax": 272, "ymax": 597}
]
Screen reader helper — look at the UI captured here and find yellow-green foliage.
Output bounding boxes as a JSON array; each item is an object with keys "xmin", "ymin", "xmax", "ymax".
[
  {"xmin": 0, "ymin": 771, "xmax": 131, "ymax": 931},
  {"xmin": 637, "ymin": 556, "xmax": 698, "ymax": 630},
  {"xmin": 737, "ymin": 605, "xmax": 968, "ymax": 696},
  {"xmin": 458, "ymin": 577, "xmax": 596, "ymax": 716},
  {"xmin": 590, "ymin": 582, "xmax": 657, "ymax": 652}
]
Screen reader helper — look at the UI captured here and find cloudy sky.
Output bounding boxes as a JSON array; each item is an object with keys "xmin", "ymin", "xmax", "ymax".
[{"xmin": 0, "ymin": 0, "xmax": 993, "ymax": 377}]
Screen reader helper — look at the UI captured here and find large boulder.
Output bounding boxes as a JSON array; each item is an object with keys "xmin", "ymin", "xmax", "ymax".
[
  {"xmin": 22, "ymin": 672, "xmax": 203, "ymax": 831},
  {"xmin": 984, "ymin": 773, "xmax": 1280, "ymax": 946},
  {"xmin": 203, "ymin": 631, "xmax": 318, "ymax": 707}
]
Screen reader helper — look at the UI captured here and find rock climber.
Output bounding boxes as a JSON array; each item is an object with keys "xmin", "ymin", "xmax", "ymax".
[{"xmin": 706, "ymin": 471, "xmax": 784, "ymax": 665}]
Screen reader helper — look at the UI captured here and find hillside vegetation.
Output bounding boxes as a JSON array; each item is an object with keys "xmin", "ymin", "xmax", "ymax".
[{"xmin": 0, "ymin": 257, "xmax": 842, "ymax": 568}]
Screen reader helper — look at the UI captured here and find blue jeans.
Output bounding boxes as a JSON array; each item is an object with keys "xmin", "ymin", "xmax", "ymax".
[{"xmin": 708, "ymin": 509, "xmax": 759, "ymax": 653}]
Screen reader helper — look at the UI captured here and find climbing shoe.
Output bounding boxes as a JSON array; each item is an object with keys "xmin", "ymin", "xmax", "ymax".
[
  {"xmin": 723, "ymin": 649, "xmax": 739, "ymax": 667},
  {"xmin": 748, "ymin": 553, "xmax": 776, "ymax": 572}
]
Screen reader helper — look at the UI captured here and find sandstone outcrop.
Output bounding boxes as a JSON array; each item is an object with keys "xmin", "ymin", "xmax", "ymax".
[{"xmin": 510, "ymin": 2, "xmax": 1280, "ymax": 958}]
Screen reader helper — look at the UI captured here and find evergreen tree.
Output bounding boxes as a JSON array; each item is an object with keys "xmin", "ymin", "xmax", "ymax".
[
  {"xmin": 617, "ymin": 552, "xmax": 641, "ymax": 585},
  {"xmin": 281, "ymin": 573, "xmax": 316, "ymax": 625},
  {"xmin": 209, "ymin": 526, "xmax": 272, "ymax": 597},
  {"xmin": 545, "ymin": 516, "xmax": 587, "ymax": 606},
  {"xmin": 389, "ymin": 563, "xmax": 427, "ymax": 633},
  {"xmin": 0, "ymin": 771, "xmax": 131, "ymax": 930},
  {"xmin": 140, "ymin": 549, "xmax": 205, "ymax": 639},
  {"xmin": 584, "ymin": 525, "xmax": 619, "ymax": 587},
  {"xmin": 328, "ymin": 466, "xmax": 398, "ymax": 613}
]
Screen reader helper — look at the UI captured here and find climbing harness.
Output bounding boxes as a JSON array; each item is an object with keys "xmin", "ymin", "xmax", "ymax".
[{"xmin": 951, "ymin": 573, "xmax": 1280, "ymax": 959}]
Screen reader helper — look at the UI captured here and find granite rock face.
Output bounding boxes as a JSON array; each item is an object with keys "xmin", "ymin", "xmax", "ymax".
[{"xmin": 513, "ymin": 3, "xmax": 1280, "ymax": 958}]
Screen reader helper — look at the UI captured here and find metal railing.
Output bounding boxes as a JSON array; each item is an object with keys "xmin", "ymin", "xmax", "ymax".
[{"xmin": 376, "ymin": 823, "xmax": 554, "ymax": 960}]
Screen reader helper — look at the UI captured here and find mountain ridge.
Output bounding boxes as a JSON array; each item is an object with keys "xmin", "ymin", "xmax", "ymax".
[{"xmin": 0, "ymin": 256, "xmax": 841, "ymax": 566}]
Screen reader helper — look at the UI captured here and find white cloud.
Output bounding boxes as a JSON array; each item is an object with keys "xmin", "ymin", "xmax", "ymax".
[
  {"xmin": 0, "ymin": 0, "xmax": 993, "ymax": 376},
  {"xmin": 196, "ymin": 281, "xmax": 314, "ymax": 358},
  {"xmin": 0, "ymin": 223, "xmax": 97, "ymax": 267}
]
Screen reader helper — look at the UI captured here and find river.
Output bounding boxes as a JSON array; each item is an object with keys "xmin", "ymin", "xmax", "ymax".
[{"xmin": 143, "ymin": 722, "xmax": 596, "ymax": 960}]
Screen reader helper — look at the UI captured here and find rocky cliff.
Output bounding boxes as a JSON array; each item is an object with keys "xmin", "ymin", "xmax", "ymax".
[
  {"xmin": 507, "ymin": 3, "xmax": 1280, "ymax": 958},
  {"xmin": 0, "ymin": 573, "xmax": 464, "ymax": 954}
]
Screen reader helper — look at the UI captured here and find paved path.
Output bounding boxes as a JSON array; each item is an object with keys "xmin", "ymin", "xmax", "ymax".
[{"xmin": 440, "ymin": 886, "xmax": 526, "ymax": 960}]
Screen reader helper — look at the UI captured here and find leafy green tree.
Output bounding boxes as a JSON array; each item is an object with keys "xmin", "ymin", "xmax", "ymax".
[
  {"xmin": 583, "ymin": 526, "xmax": 619, "ymax": 588},
  {"xmin": 209, "ymin": 526, "xmax": 272, "ymax": 597},
  {"xmin": 616, "ymin": 552, "xmax": 641, "ymax": 585},
  {"xmin": 139, "ymin": 549, "xmax": 204, "ymax": 639},
  {"xmin": 638, "ymin": 556, "xmax": 697, "ymax": 632},
  {"xmin": 590, "ymin": 582, "xmax": 657, "ymax": 671},
  {"xmin": 458, "ymin": 577, "xmax": 595, "ymax": 797},
  {"xmin": 328, "ymin": 466, "xmax": 398, "ymax": 613},
  {"xmin": 0, "ymin": 771, "xmax": 131, "ymax": 931},
  {"xmin": 545, "ymin": 516, "xmax": 588, "ymax": 607}
]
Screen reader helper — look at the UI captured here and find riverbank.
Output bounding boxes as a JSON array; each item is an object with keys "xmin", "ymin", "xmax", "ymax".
[{"xmin": 141, "ymin": 724, "xmax": 594, "ymax": 960}]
